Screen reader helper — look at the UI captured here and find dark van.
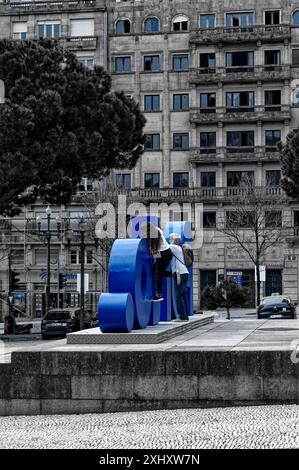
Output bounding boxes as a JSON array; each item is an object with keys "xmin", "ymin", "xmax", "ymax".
[{"xmin": 41, "ymin": 308, "xmax": 95, "ymax": 339}]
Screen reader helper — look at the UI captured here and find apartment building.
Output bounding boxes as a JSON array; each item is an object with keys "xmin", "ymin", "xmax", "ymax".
[
  {"xmin": 108, "ymin": 0, "xmax": 299, "ymax": 308},
  {"xmin": 2, "ymin": 0, "xmax": 299, "ymax": 316}
]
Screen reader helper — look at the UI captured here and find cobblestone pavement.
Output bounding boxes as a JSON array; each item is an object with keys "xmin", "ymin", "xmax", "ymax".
[{"xmin": 0, "ymin": 405, "xmax": 298, "ymax": 449}]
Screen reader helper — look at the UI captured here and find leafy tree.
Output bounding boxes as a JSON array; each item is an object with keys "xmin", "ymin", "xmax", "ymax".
[
  {"xmin": 279, "ymin": 128, "xmax": 299, "ymax": 200},
  {"xmin": 203, "ymin": 279, "xmax": 249, "ymax": 320},
  {"xmin": 0, "ymin": 39, "xmax": 146, "ymax": 215}
]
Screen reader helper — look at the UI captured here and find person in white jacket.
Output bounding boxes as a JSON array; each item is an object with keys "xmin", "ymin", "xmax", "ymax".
[{"xmin": 169, "ymin": 233, "xmax": 189, "ymax": 321}]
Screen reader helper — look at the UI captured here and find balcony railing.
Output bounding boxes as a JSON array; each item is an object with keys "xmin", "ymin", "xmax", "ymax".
[
  {"xmin": 189, "ymin": 65, "xmax": 291, "ymax": 84},
  {"xmin": 8, "ymin": 0, "xmax": 97, "ymax": 10},
  {"xmin": 59, "ymin": 36, "xmax": 97, "ymax": 49},
  {"xmin": 189, "ymin": 24, "xmax": 291, "ymax": 45},
  {"xmin": 95, "ymin": 186, "xmax": 283, "ymax": 203},
  {"xmin": 190, "ymin": 105, "xmax": 291, "ymax": 124},
  {"xmin": 190, "ymin": 146, "xmax": 280, "ymax": 163}
]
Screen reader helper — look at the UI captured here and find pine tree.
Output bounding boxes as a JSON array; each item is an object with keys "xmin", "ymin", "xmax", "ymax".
[{"xmin": 0, "ymin": 39, "xmax": 146, "ymax": 215}]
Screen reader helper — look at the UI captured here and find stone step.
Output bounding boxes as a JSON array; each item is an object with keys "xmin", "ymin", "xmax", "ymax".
[{"xmin": 67, "ymin": 314, "xmax": 215, "ymax": 345}]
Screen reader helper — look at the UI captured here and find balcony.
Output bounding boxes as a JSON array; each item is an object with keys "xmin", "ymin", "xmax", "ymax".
[
  {"xmin": 190, "ymin": 105, "xmax": 291, "ymax": 125},
  {"xmin": 59, "ymin": 36, "xmax": 97, "ymax": 50},
  {"xmin": 189, "ymin": 65, "xmax": 292, "ymax": 85},
  {"xmin": 189, "ymin": 146, "xmax": 280, "ymax": 164},
  {"xmin": 7, "ymin": 0, "xmax": 98, "ymax": 12},
  {"xmin": 189, "ymin": 24, "xmax": 291, "ymax": 45},
  {"xmin": 97, "ymin": 186, "xmax": 283, "ymax": 204}
]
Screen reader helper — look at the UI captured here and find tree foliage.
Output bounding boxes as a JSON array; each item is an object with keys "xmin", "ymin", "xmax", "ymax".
[
  {"xmin": 279, "ymin": 128, "xmax": 299, "ymax": 200},
  {"xmin": 204, "ymin": 279, "xmax": 248, "ymax": 319},
  {"xmin": 0, "ymin": 39, "xmax": 146, "ymax": 215}
]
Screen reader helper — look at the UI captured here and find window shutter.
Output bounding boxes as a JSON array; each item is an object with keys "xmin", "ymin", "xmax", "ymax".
[{"xmin": 70, "ymin": 19, "xmax": 95, "ymax": 37}]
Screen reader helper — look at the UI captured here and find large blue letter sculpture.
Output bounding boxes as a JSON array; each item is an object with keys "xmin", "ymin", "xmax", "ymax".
[{"xmin": 98, "ymin": 220, "xmax": 193, "ymax": 333}]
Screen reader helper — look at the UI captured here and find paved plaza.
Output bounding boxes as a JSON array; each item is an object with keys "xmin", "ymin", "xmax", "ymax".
[
  {"xmin": 0, "ymin": 405, "xmax": 297, "ymax": 449},
  {"xmin": 1, "ymin": 318, "xmax": 299, "ymax": 364}
]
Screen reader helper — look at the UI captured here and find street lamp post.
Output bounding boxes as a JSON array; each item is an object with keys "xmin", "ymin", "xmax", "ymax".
[
  {"xmin": 78, "ymin": 219, "xmax": 88, "ymax": 331},
  {"xmin": 66, "ymin": 219, "xmax": 99, "ymax": 330},
  {"xmin": 37, "ymin": 206, "xmax": 61, "ymax": 316}
]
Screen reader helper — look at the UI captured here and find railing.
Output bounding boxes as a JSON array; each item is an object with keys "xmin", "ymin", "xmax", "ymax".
[
  {"xmin": 190, "ymin": 65, "xmax": 291, "ymax": 84},
  {"xmin": 190, "ymin": 24, "xmax": 291, "ymax": 44},
  {"xmin": 94, "ymin": 186, "xmax": 283, "ymax": 202},
  {"xmin": 8, "ymin": 0, "xmax": 97, "ymax": 8},
  {"xmin": 190, "ymin": 105, "xmax": 291, "ymax": 124},
  {"xmin": 59, "ymin": 36, "xmax": 97, "ymax": 49},
  {"xmin": 190, "ymin": 146, "xmax": 280, "ymax": 163}
]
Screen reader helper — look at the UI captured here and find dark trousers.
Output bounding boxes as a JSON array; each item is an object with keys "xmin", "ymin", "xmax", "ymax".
[
  {"xmin": 154, "ymin": 248, "xmax": 173, "ymax": 295},
  {"xmin": 173, "ymin": 273, "xmax": 189, "ymax": 320}
]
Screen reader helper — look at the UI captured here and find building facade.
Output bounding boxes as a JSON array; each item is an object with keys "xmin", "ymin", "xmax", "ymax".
[
  {"xmin": 2, "ymin": 0, "xmax": 299, "ymax": 317},
  {"xmin": 108, "ymin": 0, "xmax": 299, "ymax": 309}
]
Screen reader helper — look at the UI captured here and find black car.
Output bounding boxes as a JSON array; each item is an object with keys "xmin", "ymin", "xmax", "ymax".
[
  {"xmin": 41, "ymin": 308, "xmax": 97, "ymax": 339},
  {"xmin": 257, "ymin": 295, "xmax": 297, "ymax": 320}
]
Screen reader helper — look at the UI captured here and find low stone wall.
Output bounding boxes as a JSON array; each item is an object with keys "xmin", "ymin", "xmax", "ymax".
[{"xmin": 0, "ymin": 350, "xmax": 298, "ymax": 416}]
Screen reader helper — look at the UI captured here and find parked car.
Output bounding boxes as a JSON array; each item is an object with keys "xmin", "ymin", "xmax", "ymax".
[
  {"xmin": 257, "ymin": 295, "xmax": 297, "ymax": 320},
  {"xmin": 41, "ymin": 308, "xmax": 96, "ymax": 339}
]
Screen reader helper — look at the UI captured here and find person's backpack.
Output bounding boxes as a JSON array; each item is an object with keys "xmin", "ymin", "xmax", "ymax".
[{"xmin": 182, "ymin": 246, "xmax": 193, "ymax": 268}]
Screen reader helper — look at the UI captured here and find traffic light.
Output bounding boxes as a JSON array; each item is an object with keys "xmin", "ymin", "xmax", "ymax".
[
  {"xmin": 10, "ymin": 270, "xmax": 21, "ymax": 292},
  {"xmin": 59, "ymin": 273, "xmax": 67, "ymax": 289}
]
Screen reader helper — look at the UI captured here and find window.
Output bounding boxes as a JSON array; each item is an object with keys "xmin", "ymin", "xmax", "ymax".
[
  {"xmin": 70, "ymin": 250, "xmax": 93, "ymax": 264},
  {"xmin": 226, "ymin": 51, "xmax": 254, "ymax": 70},
  {"xmin": 144, "ymin": 95, "xmax": 160, "ymax": 112},
  {"xmin": 173, "ymin": 133, "xmax": 189, "ymax": 150},
  {"xmin": 79, "ymin": 58, "xmax": 94, "ymax": 69},
  {"xmin": 265, "ymin": 90, "xmax": 281, "ymax": 110},
  {"xmin": 293, "ymin": 11, "xmax": 299, "ymax": 25},
  {"xmin": 203, "ymin": 212, "xmax": 216, "ymax": 228},
  {"xmin": 144, "ymin": 55, "xmax": 160, "ymax": 71},
  {"xmin": 173, "ymin": 172, "xmax": 189, "ymax": 188},
  {"xmin": 226, "ymin": 211, "xmax": 254, "ymax": 228},
  {"xmin": 293, "ymin": 88, "xmax": 299, "ymax": 108},
  {"xmin": 144, "ymin": 134, "xmax": 160, "ymax": 150},
  {"xmin": 292, "ymin": 49, "xmax": 299, "ymax": 65},
  {"xmin": 227, "ymin": 171, "xmax": 254, "ymax": 186},
  {"xmin": 265, "ymin": 130, "xmax": 281, "ymax": 148},
  {"xmin": 265, "ymin": 50, "xmax": 281, "ymax": 66},
  {"xmin": 116, "ymin": 19, "xmax": 131, "ymax": 34},
  {"xmin": 173, "ymin": 15, "xmax": 189, "ymax": 31},
  {"xmin": 37, "ymin": 22, "xmax": 61, "ymax": 39},
  {"xmin": 226, "ymin": 91, "xmax": 254, "ymax": 112},
  {"xmin": 200, "ymin": 53, "xmax": 216, "ymax": 71},
  {"xmin": 144, "ymin": 173, "xmax": 160, "ymax": 188},
  {"xmin": 266, "ymin": 170, "xmax": 281, "ymax": 186},
  {"xmin": 265, "ymin": 211, "xmax": 282, "ymax": 228},
  {"xmin": 200, "ymin": 14, "xmax": 215, "ymax": 29},
  {"xmin": 201, "ymin": 172, "xmax": 216, "ymax": 187},
  {"xmin": 116, "ymin": 174, "xmax": 131, "ymax": 189},
  {"xmin": 12, "ymin": 22, "xmax": 27, "ymax": 40},
  {"xmin": 200, "ymin": 93, "xmax": 216, "ymax": 112},
  {"xmin": 172, "ymin": 54, "xmax": 189, "ymax": 71},
  {"xmin": 144, "ymin": 17, "xmax": 159, "ymax": 33},
  {"xmin": 265, "ymin": 10, "xmax": 280, "ymax": 25},
  {"xmin": 227, "ymin": 131, "xmax": 254, "ymax": 152},
  {"xmin": 200, "ymin": 132, "xmax": 216, "ymax": 152},
  {"xmin": 36, "ymin": 212, "xmax": 60, "ymax": 231},
  {"xmin": 70, "ymin": 19, "xmax": 95, "ymax": 37},
  {"xmin": 78, "ymin": 178, "xmax": 93, "ymax": 191},
  {"xmin": 115, "ymin": 56, "xmax": 131, "ymax": 73},
  {"xmin": 173, "ymin": 94, "xmax": 189, "ymax": 111},
  {"xmin": 226, "ymin": 12, "xmax": 254, "ymax": 30}
]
